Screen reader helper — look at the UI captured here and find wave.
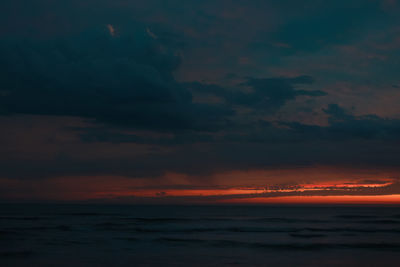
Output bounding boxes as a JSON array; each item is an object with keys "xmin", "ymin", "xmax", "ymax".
[
  {"xmin": 57, "ymin": 212, "xmax": 124, "ymax": 216},
  {"xmin": 304, "ymin": 227, "xmax": 400, "ymax": 233},
  {"xmin": 0, "ymin": 216, "xmax": 45, "ymax": 221},
  {"xmin": 335, "ymin": 215, "xmax": 379, "ymax": 219},
  {"xmin": 90, "ymin": 224, "xmax": 400, "ymax": 234},
  {"xmin": 104, "ymin": 216, "xmax": 400, "ymax": 224},
  {"xmin": 356, "ymin": 220, "xmax": 400, "ymax": 224},
  {"xmin": 4, "ymin": 225, "xmax": 72, "ymax": 232},
  {"xmin": 155, "ymin": 238, "xmax": 400, "ymax": 250},
  {"xmin": 120, "ymin": 217, "xmax": 330, "ymax": 223},
  {"xmin": 246, "ymin": 218, "xmax": 329, "ymax": 223},
  {"xmin": 290, "ymin": 233, "xmax": 326, "ymax": 238},
  {"xmin": 121, "ymin": 218, "xmax": 195, "ymax": 223},
  {"xmin": 0, "ymin": 251, "xmax": 33, "ymax": 258}
]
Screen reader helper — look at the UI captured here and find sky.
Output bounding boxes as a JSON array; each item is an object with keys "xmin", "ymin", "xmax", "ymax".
[{"xmin": 1, "ymin": 0, "xmax": 400, "ymax": 204}]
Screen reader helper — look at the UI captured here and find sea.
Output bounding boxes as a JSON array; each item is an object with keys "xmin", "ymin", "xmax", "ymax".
[{"xmin": 1, "ymin": 204, "xmax": 400, "ymax": 266}]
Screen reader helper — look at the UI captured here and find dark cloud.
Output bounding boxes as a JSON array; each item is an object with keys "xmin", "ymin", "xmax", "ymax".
[
  {"xmin": 278, "ymin": 104, "xmax": 400, "ymax": 142},
  {"xmin": 3, "ymin": 114, "xmax": 400, "ymax": 180},
  {"xmin": 0, "ymin": 28, "xmax": 234, "ymax": 131},
  {"xmin": 236, "ymin": 76, "xmax": 325, "ymax": 111},
  {"xmin": 272, "ymin": 1, "xmax": 387, "ymax": 52},
  {"xmin": 186, "ymin": 75, "xmax": 326, "ymax": 112},
  {"xmin": 322, "ymin": 105, "xmax": 400, "ymax": 140},
  {"xmin": 323, "ymin": 104, "xmax": 355, "ymax": 123}
]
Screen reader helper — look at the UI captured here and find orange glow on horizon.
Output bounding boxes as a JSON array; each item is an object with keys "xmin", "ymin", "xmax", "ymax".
[
  {"xmin": 220, "ymin": 195, "xmax": 400, "ymax": 204},
  {"xmin": 0, "ymin": 174, "xmax": 398, "ymax": 204},
  {"xmin": 90, "ymin": 180, "xmax": 396, "ymax": 199}
]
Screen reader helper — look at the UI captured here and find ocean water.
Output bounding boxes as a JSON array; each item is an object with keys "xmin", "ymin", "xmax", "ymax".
[{"xmin": 1, "ymin": 204, "xmax": 400, "ymax": 266}]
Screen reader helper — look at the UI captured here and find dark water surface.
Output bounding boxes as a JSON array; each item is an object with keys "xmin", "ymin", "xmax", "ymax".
[{"xmin": 1, "ymin": 204, "xmax": 400, "ymax": 266}]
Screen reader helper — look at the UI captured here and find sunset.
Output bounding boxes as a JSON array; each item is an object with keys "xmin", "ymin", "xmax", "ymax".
[{"xmin": 1, "ymin": 0, "xmax": 400, "ymax": 266}]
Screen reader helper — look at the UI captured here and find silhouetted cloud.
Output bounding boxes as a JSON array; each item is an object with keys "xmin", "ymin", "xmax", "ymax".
[{"xmin": 0, "ymin": 29, "xmax": 234, "ymax": 131}]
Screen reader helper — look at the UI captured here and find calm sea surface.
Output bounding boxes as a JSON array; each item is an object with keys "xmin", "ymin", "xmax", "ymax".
[{"xmin": 1, "ymin": 204, "xmax": 400, "ymax": 266}]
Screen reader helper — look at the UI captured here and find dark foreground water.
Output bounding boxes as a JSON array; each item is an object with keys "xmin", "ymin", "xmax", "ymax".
[{"xmin": 1, "ymin": 204, "xmax": 400, "ymax": 266}]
